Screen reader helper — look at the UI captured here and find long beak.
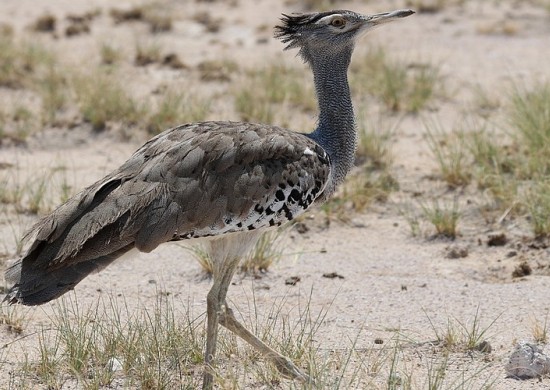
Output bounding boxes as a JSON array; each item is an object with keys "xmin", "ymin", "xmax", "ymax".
[{"xmin": 363, "ymin": 9, "xmax": 415, "ymax": 26}]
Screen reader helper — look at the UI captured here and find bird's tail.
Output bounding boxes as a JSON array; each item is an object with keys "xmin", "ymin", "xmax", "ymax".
[
  {"xmin": 3, "ymin": 167, "xmax": 171, "ymax": 306},
  {"xmin": 4, "ymin": 243, "xmax": 134, "ymax": 306}
]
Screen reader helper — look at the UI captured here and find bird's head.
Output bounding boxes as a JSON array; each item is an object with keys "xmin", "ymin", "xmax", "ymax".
[{"xmin": 275, "ymin": 9, "xmax": 414, "ymax": 63}]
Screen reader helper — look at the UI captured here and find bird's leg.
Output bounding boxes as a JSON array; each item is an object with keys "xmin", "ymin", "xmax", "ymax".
[
  {"xmin": 202, "ymin": 257, "xmax": 240, "ymax": 390},
  {"xmin": 203, "ymin": 282, "xmax": 221, "ymax": 389},
  {"xmin": 219, "ymin": 304, "xmax": 311, "ymax": 384}
]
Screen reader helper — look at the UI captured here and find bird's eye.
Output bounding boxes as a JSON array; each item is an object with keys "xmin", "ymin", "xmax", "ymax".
[{"xmin": 331, "ymin": 17, "xmax": 346, "ymax": 28}]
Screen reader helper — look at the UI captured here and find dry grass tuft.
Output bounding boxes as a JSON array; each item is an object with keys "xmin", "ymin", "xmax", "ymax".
[
  {"xmin": 0, "ymin": 304, "xmax": 25, "ymax": 334},
  {"xmin": 110, "ymin": 7, "xmax": 144, "ymax": 24},
  {"xmin": 65, "ymin": 20, "xmax": 91, "ymax": 37},
  {"xmin": 525, "ymin": 182, "xmax": 550, "ymax": 238},
  {"xmin": 192, "ymin": 11, "xmax": 223, "ymax": 33},
  {"xmin": 32, "ymin": 14, "xmax": 56, "ymax": 33},
  {"xmin": 188, "ymin": 230, "xmax": 285, "ymax": 276},
  {"xmin": 162, "ymin": 53, "xmax": 187, "ymax": 69},
  {"xmin": 0, "ymin": 165, "xmax": 77, "ymax": 215},
  {"xmin": 0, "ymin": 34, "xmax": 56, "ymax": 89},
  {"xmin": 66, "ymin": 9, "xmax": 101, "ymax": 24},
  {"xmin": 325, "ymin": 172, "xmax": 398, "ymax": 221},
  {"xmin": 427, "ymin": 306, "xmax": 498, "ymax": 353},
  {"xmin": 509, "ymin": 83, "xmax": 550, "ymax": 178},
  {"xmin": 36, "ymin": 64, "xmax": 68, "ymax": 125},
  {"xmin": 197, "ymin": 59, "xmax": 238, "ymax": 82},
  {"xmin": 110, "ymin": 5, "xmax": 173, "ymax": 33},
  {"xmin": 239, "ymin": 230, "xmax": 286, "ymax": 275},
  {"xmin": 532, "ymin": 313, "xmax": 549, "ymax": 344},
  {"xmin": 146, "ymin": 90, "xmax": 210, "ymax": 135},
  {"xmin": 99, "ymin": 42, "xmax": 122, "ymax": 65},
  {"xmin": 134, "ymin": 41, "xmax": 163, "ymax": 66},
  {"xmin": 425, "ymin": 122, "xmax": 472, "ymax": 189},
  {"xmin": 234, "ymin": 62, "xmax": 315, "ymax": 125},
  {"xmin": 143, "ymin": 11, "xmax": 173, "ymax": 33},
  {"xmin": 471, "ymin": 85, "xmax": 501, "ymax": 118},
  {"xmin": 23, "ymin": 295, "xmax": 204, "ymax": 388},
  {"xmin": 420, "ymin": 197, "xmax": 461, "ymax": 239},
  {"xmin": 356, "ymin": 120, "xmax": 394, "ymax": 170},
  {"xmin": 424, "ymin": 82, "xmax": 550, "ymax": 238},
  {"xmin": 72, "ymin": 71, "xmax": 145, "ymax": 131},
  {"xmin": 3, "ymin": 286, "xmax": 501, "ymax": 388}
]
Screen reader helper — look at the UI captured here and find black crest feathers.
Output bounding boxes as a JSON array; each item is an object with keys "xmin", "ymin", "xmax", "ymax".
[
  {"xmin": 274, "ymin": 13, "xmax": 311, "ymax": 50},
  {"xmin": 274, "ymin": 11, "xmax": 350, "ymax": 50}
]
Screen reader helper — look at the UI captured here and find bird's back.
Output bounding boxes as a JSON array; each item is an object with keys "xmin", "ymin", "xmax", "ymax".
[{"xmin": 5, "ymin": 121, "xmax": 331, "ymax": 305}]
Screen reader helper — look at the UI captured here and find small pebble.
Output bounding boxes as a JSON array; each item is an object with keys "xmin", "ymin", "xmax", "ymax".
[
  {"xmin": 294, "ymin": 222, "xmax": 309, "ymax": 234},
  {"xmin": 512, "ymin": 262, "xmax": 532, "ymax": 278},
  {"xmin": 285, "ymin": 276, "xmax": 300, "ymax": 286},
  {"xmin": 322, "ymin": 272, "xmax": 344, "ymax": 279},
  {"xmin": 107, "ymin": 357, "xmax": 123, "ymax": 372},
  {"xmin": 476, "ymin": 340, "xmax": 492, "ymax": 353},
  {"xmin": 487, "ymin": 232, "xmax": 507, "ymax": 247},
  {"xmin": 446, "ymin": 246, "xmax": 468, "ymax": 259}
]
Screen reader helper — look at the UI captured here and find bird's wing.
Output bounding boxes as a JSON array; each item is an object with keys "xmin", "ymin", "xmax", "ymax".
[
  {"xmin": 130, "ymin": 121, "xmax": 331, "ymax": 251},
  {"xmin": 14, "ymin": 121, "xmax": 330, "ymax": 269}
]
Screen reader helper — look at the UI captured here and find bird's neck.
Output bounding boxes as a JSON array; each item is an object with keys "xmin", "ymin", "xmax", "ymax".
[{"xmin": 308, "ymin": 47, "xmax": 357, "ymax": 195}]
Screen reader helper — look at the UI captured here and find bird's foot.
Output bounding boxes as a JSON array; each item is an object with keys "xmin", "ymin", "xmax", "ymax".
[
  {"xmin": 219, "ymin": 305, "xmax": 314, "ymax": 386},
  {"xmin": 269, "ymin": 354, "xmax": 312, "ymax": 384}
]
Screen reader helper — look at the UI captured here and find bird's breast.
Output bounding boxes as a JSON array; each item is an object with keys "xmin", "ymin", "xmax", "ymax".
[{"xmin": 174, "ymin": 173, "xmax": 324, "ymax": 241}]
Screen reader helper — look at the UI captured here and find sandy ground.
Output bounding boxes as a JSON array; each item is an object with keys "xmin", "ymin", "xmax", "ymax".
[{"xmin": 1, "ymin": 0, "xmax": 550, "ymax": 388}]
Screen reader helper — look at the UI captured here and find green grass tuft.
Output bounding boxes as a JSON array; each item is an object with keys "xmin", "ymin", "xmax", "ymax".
[
  {"xmin": 72, "ymin": 71, "xmax": 145, "ymax": 131},
  {"xmin": 146, "ymin": 90, "xmax": 210, "ymax": 135},
  {"xmin": 0, "ymin": 34, "xmax": 55, "ymax": 88},
  {"xmin": 36, "ymin": 64, "xmax": 68, "ymax": 125},
  {"xmin": 27, "ymin": 295, "xmax": 204, "ymax": 388},
  {"xmin": 420, "ymin": 198, "xmax": 460, "ymax": 239},
  {"xmin": 351, "ymin": 48, "xmax": 442, "ymax": 113},
  {"xmin": 239, "ymin": 230, "xmax": 285, "ymax": 275},
  {"xmin": 425, "ymin": 122, "xmax": 472, "ymax": 189},
  {"xmin": 188, "ymin": 230, "xmax": 285, "ymax": 276},
  {"xmin": 509, "ymin": 83, "xmax": 550, "ymax": 179},
  {"xmin": 525, "ymin": 181, "xmax": 550, "ymax": 238},
  {"xmin": 234, "ymin": 63, "xmax": 315, "ymax": 125}
]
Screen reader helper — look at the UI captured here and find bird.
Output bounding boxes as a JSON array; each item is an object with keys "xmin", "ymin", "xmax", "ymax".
[{"xmin": 4, "ymin": 8, "xmax": 414, "ymax": 389}]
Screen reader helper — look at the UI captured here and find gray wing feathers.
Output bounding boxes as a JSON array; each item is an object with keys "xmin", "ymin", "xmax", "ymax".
[
  {"xmin": 5, "ymin": 172, "xmax": 169, "ymax": 304},
  {"xmin": 134, "ymin": 196, "xmax": 181, "ymax": 252},
  {"xmin": 31, "ymin": 176, "xmax": 165, "ymax": 266}
]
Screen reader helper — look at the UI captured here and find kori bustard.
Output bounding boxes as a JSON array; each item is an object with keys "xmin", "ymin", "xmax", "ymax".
[{"xmin": 5, "ymin": 8, "xmax": 414, "ymax": 389}]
